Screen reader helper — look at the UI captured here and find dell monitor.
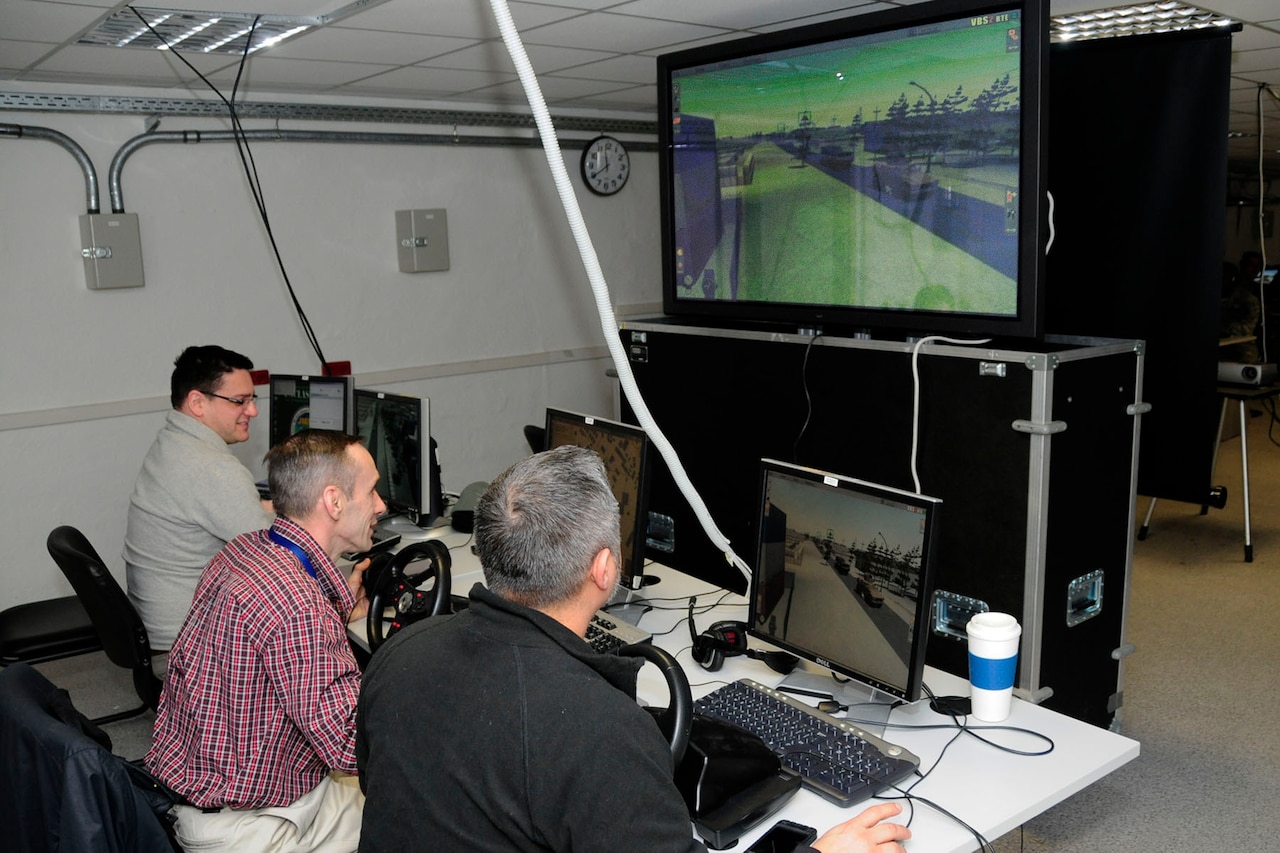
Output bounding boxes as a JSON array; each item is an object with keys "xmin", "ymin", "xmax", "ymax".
[
  {"xmin": 543, "ymin": 408, "xmax": 654, "ymax": 593},
  {"xmin": 267, "ymin": 374, "xmax": 354, "ymax": 449},
  {"xmin": 355, "ymin": 389, "xmax": 440, "ymax": 532},
  {"xmin": 749, "ymin": 459, "xmax": 941, "ymax": 716}
]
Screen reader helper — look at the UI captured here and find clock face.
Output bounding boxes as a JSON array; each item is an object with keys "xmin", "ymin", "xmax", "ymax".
[{"xmin": 581, "ymin": 136, "xmax": 629, "ymax": 196}]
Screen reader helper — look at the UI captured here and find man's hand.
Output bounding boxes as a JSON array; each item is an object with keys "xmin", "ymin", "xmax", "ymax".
[
  {"xmin": 811, "ymin": 803, "xmax": 911, "ymax": 853},
  {"xmin": 347, "ymin": 557, "xmax": 371, "ymax": 621}
]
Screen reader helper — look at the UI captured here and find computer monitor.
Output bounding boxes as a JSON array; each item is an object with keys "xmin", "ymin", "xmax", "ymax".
[
  {"xmin": 748, "ymin": 459, "xmax": 941, "ymax": 707},
  {"xmin": 355, "ymin": 389, "xmax": 439, "ymax": 530},
  {"xmin": 267, "ymin": 374, "xmax": 355, "ymax": 448},
  {"xmin": 543, "ymin": 408, "xmax": 653, "ymax": 591}
]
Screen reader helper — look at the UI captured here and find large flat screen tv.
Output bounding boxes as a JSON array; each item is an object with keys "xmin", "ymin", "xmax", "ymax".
[{"xmin": 657, "ymin": 0, "xmax": 1048, "ymax": 339}]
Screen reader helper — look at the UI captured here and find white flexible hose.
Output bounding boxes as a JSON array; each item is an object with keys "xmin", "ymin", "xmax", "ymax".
[
  {"xmin": 488, "ymin": 0, "xmax": 749, "ymax": 580},
  {"xmin": 910, "ymin": 335, "xmax": 991, "ymax": 494}
]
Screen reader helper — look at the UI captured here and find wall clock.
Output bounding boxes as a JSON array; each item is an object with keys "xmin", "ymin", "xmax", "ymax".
[{"xmin": 580, "ymin": 135, "xmax": 630, "ymax": 196}]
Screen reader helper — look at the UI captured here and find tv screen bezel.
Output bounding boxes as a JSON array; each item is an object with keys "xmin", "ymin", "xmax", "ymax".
[{"xmin": 655, "ymin": 0, "xmax": 1048, "ymax": 340}]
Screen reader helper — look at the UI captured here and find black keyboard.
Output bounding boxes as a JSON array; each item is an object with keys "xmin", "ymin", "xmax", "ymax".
[
  {"xmin": 585, "ymin": 611, "xmax": 651, "ymax": 653},
  {"xmin": 693, "ymin": 678, "xmax": 919, "ymax": 807}
]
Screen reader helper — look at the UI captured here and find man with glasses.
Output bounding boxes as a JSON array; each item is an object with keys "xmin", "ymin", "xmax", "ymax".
[{"xmin": 124, "ymin": 345, "xmax": 274, "ymax": 666}]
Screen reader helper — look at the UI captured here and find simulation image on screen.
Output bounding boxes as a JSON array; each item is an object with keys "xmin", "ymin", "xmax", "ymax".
[
  {"xmin": 753, "ymin": 468, "xmax": 932, "ymax": 693},
  {"xmin": 670, "ymin": 8, "xmax": 1023, "ymax": 319}
]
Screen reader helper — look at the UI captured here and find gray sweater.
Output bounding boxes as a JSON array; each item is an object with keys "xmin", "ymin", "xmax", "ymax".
[{"xmin": 123, "ymin": 410, "xmax": 272, "ymax": 649}]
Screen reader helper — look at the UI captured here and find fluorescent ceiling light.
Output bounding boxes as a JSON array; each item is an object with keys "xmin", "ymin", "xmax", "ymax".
[
  {"xmin": 77, "ymin": 2, "xmax": 387, "ymax": 55},
  {"xmin": 1051, "ymin": 2, "xmax": 1235, "ymax": 42}
]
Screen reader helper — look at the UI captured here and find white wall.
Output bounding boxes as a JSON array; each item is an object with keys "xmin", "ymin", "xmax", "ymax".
[{"xmin": 0, "ymin": 93, "xmax": 661, "ymax": 607}]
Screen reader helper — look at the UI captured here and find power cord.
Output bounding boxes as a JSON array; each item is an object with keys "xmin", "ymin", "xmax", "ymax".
[
  {"xmin": 819, "ymin": 682, "xmax": 1053, "ymax": 850},
  {"xmin": 909, "ymin": 335, "xmax": 991, "ymax": 494},
  {"xmin": 792, "ymin": 331, "xmax": 825, "ymax": 462}
]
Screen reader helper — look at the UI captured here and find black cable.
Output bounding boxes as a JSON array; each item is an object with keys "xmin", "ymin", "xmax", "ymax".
[
  {"xmin": 878, "ymin": 783, "xmax": 996, "ymax": 853},
  {"xmin": 791, "ymin": 332, "xmax": 824, "ymax": 462},
  {"xmin": 1261, "ymin": 394, "xmax": 1280, "ymax": 447},
  {"xmin": 126, "ymin": 7, "xmax": 329, "ymax": 371}
]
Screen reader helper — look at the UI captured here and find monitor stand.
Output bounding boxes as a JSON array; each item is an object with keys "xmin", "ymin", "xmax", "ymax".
[
  {"xmin": 376, "ymin": 513, "xmax": 451, "ymax": 542},
  {"xmin": 774, "ymin": 670, "xmax": 894, "ymax": 737},
  {"xmin": 604, "ymin": 584, "xmax": 652, "ymax": 626}
]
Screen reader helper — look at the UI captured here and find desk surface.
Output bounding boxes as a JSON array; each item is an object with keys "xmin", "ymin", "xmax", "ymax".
[{"xmin": 352, "ymin": 532, "xmax": 1139, "ymax": 853}]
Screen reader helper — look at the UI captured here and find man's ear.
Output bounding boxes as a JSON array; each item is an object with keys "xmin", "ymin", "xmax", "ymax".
[
  {"xmin": 587, "ymin": 547, "xmax": 615, "ymax": 592},
  {"xmin": 182, "ymin": 388, "xmax": 206, "ymax": 418},
  {"xmin": 322, "ymin": 484, "xmax": 345, "ymax": 520}
]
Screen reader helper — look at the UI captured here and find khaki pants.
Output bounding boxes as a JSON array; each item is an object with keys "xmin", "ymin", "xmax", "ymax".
[{"xmin": 171, "ymin": 774, "xmax": 364, "ymax": 852}]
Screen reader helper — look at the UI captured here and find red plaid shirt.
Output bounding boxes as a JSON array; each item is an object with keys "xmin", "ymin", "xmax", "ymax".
[{"xmin": 146, "ymin": 517, "xmax": 361, "ymax": 809}]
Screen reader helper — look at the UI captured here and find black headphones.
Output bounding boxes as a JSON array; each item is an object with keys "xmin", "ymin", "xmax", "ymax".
[
  {"xmin": 688, "ymin": 597, "xmax": 797, "ymax": 674},
  {"xmin": 688, "ymin": 596, "xmax": 748, "ymax": 671},
  {"xmin": 366, "ymin": 540, "xmax": 452, "ymax": 651}
]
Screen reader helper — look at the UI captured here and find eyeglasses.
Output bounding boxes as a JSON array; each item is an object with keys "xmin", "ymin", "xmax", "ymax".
[{"xmin": 205, "ymin": 391, "xmax": 258, "ymax": 407}]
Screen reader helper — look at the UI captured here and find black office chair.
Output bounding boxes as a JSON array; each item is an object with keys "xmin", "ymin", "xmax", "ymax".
[
  {"xmin": 46, "ymin": 525, "xmax": 162, "ymax": 724},
  {"xmin": 523, "ymin": 424, "xmax": 546, "ymax": 453},
  {"xmin": 0, "ymin": 595, "xmax": 102, "ymax": 667}
]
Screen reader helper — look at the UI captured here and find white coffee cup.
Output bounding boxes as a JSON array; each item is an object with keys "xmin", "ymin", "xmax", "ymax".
[{"xmin": 966, "ymin": 612, "xmax": 1021, "ymax": 722}]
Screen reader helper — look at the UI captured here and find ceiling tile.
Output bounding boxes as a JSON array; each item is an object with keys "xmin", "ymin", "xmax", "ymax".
[
  {"xmin": 519, "ymin": 11, "xmax": 729, "ymax": 53},
  {"xmin": 264, "ymin": 26, "xmax": 475, "ymax": 64},
  {"xmin": 0, "ymin": 38, "xmax": 56, "ymax": 70},
  {"xmin": 1231, "ymin": 45, "xmax": 1280, "ymax": 74},
  {"xmin": 334, "ymin": 0, "xmax": 583, "ymax": 39},
  {"xmin": 0, "ymin": 0, "xmax": 109, "ymax": 42},
  {"xmin": 748, "ymin": 3, "xmax": 897, "ymax": 34},
  {"xmin": 609, "ymin": 0, "xmax": 874, "ymax": 29},
  {"xmin": 336, "ymin": 63, "xmax": 517, "ymax": 98},
  {"xmin": 551, "ymin": 53, "xmax": 656, "ymax": 83},
  {"xmin": 203, "ymin": 56, "xmax": 399, "ymax": 89},
  {"xmin": 427, "ymin": 41, "xmax": 616, "ymax": 74}
]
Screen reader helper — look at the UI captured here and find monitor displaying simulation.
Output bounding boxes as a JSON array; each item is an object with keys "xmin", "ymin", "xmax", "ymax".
[
  {"xmin": 663, "ymin": 2, "xmax": 1035, "ymax": 333},
  {"xmin": 544, "ymin": 408, "xmax": 653, "ymax": 591},
  {"xmin": 749, "ymin": 459, "xmax": 941, "ymax": 701},
  {"xmin": 268, "ymin": 375, "xmax": 353, "ymax": 449},
  {"xmin": 355, "ymin": 389, "xmax": 433, "ymax": 525}
]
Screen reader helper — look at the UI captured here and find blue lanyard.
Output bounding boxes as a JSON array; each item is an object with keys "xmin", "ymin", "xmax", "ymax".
[{"xmin": 268, "ymin": 529, "xmax": 317, "ymax": 579}]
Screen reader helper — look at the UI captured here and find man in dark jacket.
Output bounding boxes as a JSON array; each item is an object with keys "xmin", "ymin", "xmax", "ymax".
[{"xmin": 356, "ymin": 445, "xmax": 908, "ymax": 852}]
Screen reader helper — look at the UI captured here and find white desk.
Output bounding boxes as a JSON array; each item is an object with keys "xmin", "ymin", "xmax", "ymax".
[{"xmin": 352, "ymin": 544, "xmax": 1139, "ymax": 853}]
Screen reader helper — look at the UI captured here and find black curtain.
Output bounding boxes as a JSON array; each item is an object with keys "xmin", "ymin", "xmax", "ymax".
[{"xmin": 1045, "ymin": 29, "xmax": 1233, "ymax": 504}]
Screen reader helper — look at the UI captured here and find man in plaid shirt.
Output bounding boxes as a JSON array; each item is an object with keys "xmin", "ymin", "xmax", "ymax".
[{"xmin": 147, "ymin": 429, "xmax": 385, "ymax": 852}]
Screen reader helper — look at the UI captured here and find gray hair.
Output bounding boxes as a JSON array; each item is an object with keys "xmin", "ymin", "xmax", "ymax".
[
  {"xmin": 475, "ymin": 445, "xmax": 621, "ymax": 608},
  {"xmin": 265, "ymin": 429, "xmax": 363, "ymax": 520}
]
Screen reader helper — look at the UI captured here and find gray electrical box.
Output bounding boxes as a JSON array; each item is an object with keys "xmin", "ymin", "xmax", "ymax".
[
  {"xmin": 395, "ymin": 208, "xmax": 449, "ymax": 273},
  {"xmin": 79, "ymin": 213, "xmax": 145, "ymax": 290}
]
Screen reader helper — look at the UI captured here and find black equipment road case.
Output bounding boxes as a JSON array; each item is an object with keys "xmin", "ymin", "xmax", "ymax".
[{"xmin": 620, "ymin": 319, "xmax": 1144, "ymax": 729}]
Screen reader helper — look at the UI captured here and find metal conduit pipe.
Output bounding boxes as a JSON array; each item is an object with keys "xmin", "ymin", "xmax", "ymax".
[
  {"xmin": 108, "ymin": 127, "xmax": 605, "ymax": 214},
  {"xmin": 1, "ymin": 122, "xmax": 101, "ymax": 213}
]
